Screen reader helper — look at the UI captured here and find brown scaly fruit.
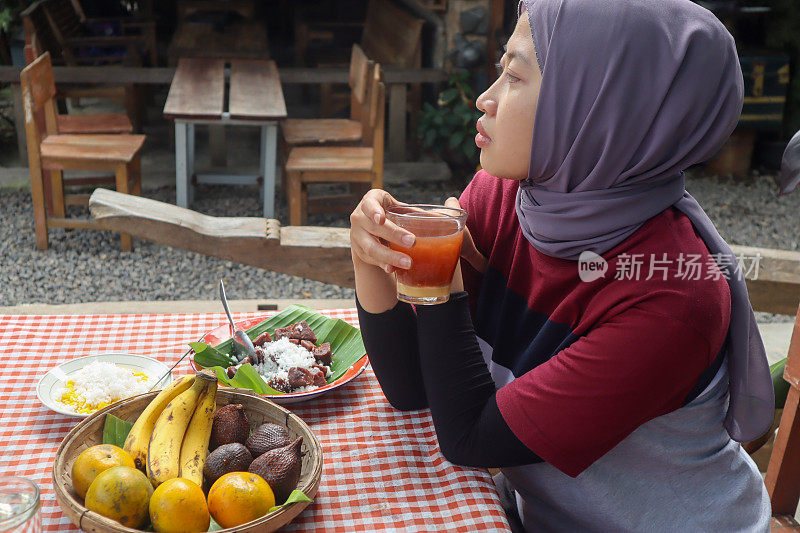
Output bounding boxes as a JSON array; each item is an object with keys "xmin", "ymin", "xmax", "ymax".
[
  {"xmin": 245, "ymin": 423, "xmax": 291, "ymax": 458},
  {"xmin": 203, "ymin": 443, "xmax": 254, "ymax": 486},
  {"xmin": 209, "ymin": 404, "xmax": 250, "ymax": 450},
  {"xmin": 248, "ymin": 437, "xmax": 303, "ymax": 503}
]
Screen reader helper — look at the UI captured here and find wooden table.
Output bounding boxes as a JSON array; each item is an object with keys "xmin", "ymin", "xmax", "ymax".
[
  {"xmin": 163, "ymin": 58, "xmax": 287, "ymax": 218},
  {"xmin": 167, "ymin": 1, "xmax": 269, "ymax": 64}
]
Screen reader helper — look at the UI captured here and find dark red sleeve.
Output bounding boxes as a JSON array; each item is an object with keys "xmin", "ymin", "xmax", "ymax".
[{"xmin": 496, "ymin": 306, "xmax": 718, "ymax": 477}]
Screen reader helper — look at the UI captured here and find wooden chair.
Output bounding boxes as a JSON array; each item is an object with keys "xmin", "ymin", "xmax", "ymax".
[
  {"xmin": 285, "ymin": 64, "xmax": 384, "ymax": 226},
  {"xmin": 282, "ymin": 45, "xmax": 372, "ymax": 150},
  {"xmin": 296, "ymin": 0, "xmax": 423, "ymax": 120},
  {"xmin": 45, "ymin": 0, "xmax": 157, "ymax": 66},
  {"xmin": 765, "ymin": 302, "xmax": 800, "ymax": 530},
  {"xmin": 25, "ymin": 39, "xmax": 133, "ymax": 136},
  {"xmin": 21, "ymin": 0, "xmax": 146, "ymax": 131},
  {"xmin": 21, "ymin": 52, "xmax": 145, "ymax": 251}
]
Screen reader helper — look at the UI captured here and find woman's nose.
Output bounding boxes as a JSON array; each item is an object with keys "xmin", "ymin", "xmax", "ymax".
[{"xmin": 476, "ymin": 91, "xmax": 497, "ymax": 116}]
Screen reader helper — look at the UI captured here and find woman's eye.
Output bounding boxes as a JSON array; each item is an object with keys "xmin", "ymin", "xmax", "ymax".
[{"xmin": 505, "ymin": 71, "xmax": 520, "ymax": 83}]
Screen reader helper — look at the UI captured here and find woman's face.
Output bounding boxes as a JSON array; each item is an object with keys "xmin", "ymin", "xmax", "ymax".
[{"xmin": 475, "ymin": 13, "xmax": 541, "ymax": 180}]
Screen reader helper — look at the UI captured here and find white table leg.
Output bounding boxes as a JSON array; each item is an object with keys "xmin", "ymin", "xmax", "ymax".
[
  {"xmin": 261, "ymin": 123, "xmax": 278, "ymax": 219},
  {"xmin": 175, "ymin": 121, "xmax": 189, "ymax": 208},
  {"xmin": 187, "ymin": 123, "xmax": 196, "ymax": 205}
]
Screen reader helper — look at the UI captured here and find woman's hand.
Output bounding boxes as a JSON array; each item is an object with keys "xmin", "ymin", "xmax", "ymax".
[
  {"xmin": 350, "ymin": 189, "xmax": 415, "ymax": 273},
  {"xmin": 350, "ymin": 189, "xmax": 415, "ymax": 313},
  {"xmin": 443, "ymin": 197, "xmax": 488, "ymax": 295}
]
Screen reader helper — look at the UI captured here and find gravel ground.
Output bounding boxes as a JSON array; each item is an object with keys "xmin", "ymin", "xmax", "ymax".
[
  {"xmin": 0, "ymin": 179, "xmax": 462, "ymax": 306},
  {"xmin": 1, "ymin": 169, "xmax": 798, "ymax": 321}
]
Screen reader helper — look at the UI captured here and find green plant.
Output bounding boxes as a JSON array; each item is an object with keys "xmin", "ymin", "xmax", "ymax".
[
  {"xmin": 0, "ymin": 0, "xmax": 25, "ymax": 34},
  {"xmin": 417, "ymin": 70, "xmax": 483, "ymax": 174}
]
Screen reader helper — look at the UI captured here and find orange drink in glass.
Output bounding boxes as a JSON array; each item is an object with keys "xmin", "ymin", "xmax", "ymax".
[{"xmin": 386, "ymin": 204, "xmax": 467, "ymax": 305}]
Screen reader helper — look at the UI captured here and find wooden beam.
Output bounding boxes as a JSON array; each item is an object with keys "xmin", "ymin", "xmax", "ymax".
[
  {"xmin": 0, "ymin": 66, "xmax": 446, "ymax": 85},
  {"xmin": 86, "ymin": 191, "xmax": 800, "ymax": 307},
  {"xmin": 88, "ymin": 189, "xmax": 355, "ymax": 288},
  {"xmin": 730, "ymin": 244, "xmax": 800, "ymax": 315}
]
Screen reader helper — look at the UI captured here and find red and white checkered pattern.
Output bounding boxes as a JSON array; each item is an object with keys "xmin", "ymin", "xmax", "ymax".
[{"xmin": 0, "ymin": 310, "xmax": 510, "ymax": 532}]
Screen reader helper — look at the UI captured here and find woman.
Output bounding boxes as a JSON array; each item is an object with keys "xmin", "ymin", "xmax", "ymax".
[{"xmin": 349, "ymin": 0, "xmax": 774, "ymax": 530}]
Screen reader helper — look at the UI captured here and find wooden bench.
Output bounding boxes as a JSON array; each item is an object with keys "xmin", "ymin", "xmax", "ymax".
[
  {"xmin": 21, "ymin": 0, "xmax": 146, "ymax": 132},
  {"xmin": 297, "ymin": 0, "xmax": 425, "ymax": 161},
  {"xmin": 0, "ymin": 64, "xmax": 446, "ymax": 167}
]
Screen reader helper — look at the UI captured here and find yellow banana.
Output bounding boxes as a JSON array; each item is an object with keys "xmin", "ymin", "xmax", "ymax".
[
  {"xmin": 147, "ymin": 371, "xmax": 216, "ymax": 487},
  {"xmin": 179, "ymin": 378, "xmax": 218, "ymax": 487},
  {"xmin": 124, "ymin": 374, "xmax": 196, "ymax": 471}
]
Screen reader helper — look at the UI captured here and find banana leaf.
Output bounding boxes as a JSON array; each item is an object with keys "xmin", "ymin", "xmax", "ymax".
[
  {"xmin": 192, "ymin": 305, "xmax": 366, "ymax": 392},
  {"xmin": 208, "ymin": 364, "xmax": 283, "ymax": 395},
  {"xmin": 102, "ymin": 414, "xmax": 133, "ymax": 447},
  {"xmin": 771, "ymin": 357, "xmax": 790, "ymax": 409}
]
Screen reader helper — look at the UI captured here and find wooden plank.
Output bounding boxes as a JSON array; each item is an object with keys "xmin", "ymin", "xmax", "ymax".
[
  {"xmin": 766, "ymin": 386, "xmax": 800, "ymax": 515},
  {"xmin": 163, "ymin": 58, "xmax": 224, "ymax": 119},
  {"xmin": 0, "ymin": 66, "xmax": 446, "ymax": 85},
  {"xmin": 88, "ymin": 189, "xmax": 355, "ymax": 288},
  {"xmin": 746, "ymin": 280, "xmax": 800, "ymax": 316},
  {"xmin": 229, "ymin": 60, "xmax": 287, "ymax": 120},
  {"xmin": 11, "ymin": 84, "xmax": 27, "ymax": 163},
  {"xmin": 40, "ymin": 134, "xmax": 145, "ymax": 164},
  {"xmin": 388, "ymin": 83, "xmax": 407, "ymax": 162},
  {"xmin": 86, "ymin": 188, "xmax": 800, "ymax": 297},
  {"xmin": 167, "ymin": 21, "xmax": 268, "ymax": 63}
]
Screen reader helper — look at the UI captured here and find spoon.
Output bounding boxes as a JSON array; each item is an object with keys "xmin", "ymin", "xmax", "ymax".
[{"xmin": 218, "ymin": 279, "xmax": 257, "ymax": 362}]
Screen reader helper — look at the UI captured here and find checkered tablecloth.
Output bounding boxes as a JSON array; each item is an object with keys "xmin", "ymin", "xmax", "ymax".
[{"xmin": 0, "ymin": 310, "xmax": 510, "ymax": 532}]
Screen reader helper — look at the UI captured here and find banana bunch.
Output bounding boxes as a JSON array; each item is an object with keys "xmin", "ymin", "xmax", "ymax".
[{"xmin": 124, "ymin": 369, "xmax": 218, "ymax": 488}]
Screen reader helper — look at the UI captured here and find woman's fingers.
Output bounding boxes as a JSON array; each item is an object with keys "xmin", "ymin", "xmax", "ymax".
[
  {"xmin": 350, "ymin": 190, "xmax": 413, "ymax": 272},
  {"xmin": 461, "ymin": 228, "xmax": 488, "ymax": 273},
  {"xmin": 359, "ymin": 190, "xmax": 415, "ymax": 247},
  {"xmin": 445, "ymin": 196, "xmax": 488, "ymax": 274}
]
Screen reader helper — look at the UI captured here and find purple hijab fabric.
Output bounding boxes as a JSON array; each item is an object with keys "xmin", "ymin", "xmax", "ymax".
[{"xmin": 516, "ymin": 0, "xmax": 773, "ymax": 442}]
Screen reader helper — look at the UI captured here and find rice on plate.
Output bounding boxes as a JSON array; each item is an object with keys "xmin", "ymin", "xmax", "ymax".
[
  {"xmin": 253, "ymin": 337, "xmax": 331, "ymax": 393},
  {"xmin": 54, "ymin": 361, "xmax": 153, "ymax": 414}
]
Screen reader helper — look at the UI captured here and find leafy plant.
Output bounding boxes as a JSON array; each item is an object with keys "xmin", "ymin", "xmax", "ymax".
[
  {"xmin": 0, "ymin": 0, "xmax": 25, "ymax": 34},
  {"xmin": 417, "ymin": 70, "xmax": 483, "ymax": 175}
]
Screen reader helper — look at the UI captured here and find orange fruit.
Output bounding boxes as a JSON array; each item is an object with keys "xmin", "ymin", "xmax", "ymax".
[
  {"xmin": 85, "ymin": 465, "xmax": 153, "ymax": 529},
  {"xmin": 149, "ymin": 478, "xmax": 210, "ymax": 533},
  {"xmin": 207, "ymin": 472, "xmax": 275, "ymax": 528},
  {"xmin": 71, "ymin": 444, "xmax": 135, "ymax": 499}
]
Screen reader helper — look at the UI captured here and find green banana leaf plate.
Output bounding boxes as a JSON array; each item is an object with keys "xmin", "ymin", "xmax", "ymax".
[{"xmin": 190, "ymin": 305, "xmax": 368, "ymax": 404}]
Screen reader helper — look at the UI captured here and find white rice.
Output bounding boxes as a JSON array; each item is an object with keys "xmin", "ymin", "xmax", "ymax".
[
  {"xmin": 55, "ymin": 361, "xmax": 151, "ymax": 414},
  {"xmin": 252, "ymin": 337, "xmax": 330, "ymax": 392}
]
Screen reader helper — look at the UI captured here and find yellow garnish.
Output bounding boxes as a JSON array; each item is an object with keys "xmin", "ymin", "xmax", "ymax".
[{"xmin": 57, "ymin": 370, "xmax": 149, "ymax": 414}]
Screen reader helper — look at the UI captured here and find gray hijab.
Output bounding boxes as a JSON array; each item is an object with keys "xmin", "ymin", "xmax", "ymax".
[{"xmin": 516, "ymin": 0, "xmax": 773, "ymax": 442}]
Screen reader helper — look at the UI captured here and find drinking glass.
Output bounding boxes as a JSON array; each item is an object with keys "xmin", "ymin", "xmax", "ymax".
[
  {"xmin": 0, "ymin": 477, "xmax": 41, "ymax": 533},
  {"xmin": 385, "ymin": 204, "xmax": 467, "ymax": 305}
]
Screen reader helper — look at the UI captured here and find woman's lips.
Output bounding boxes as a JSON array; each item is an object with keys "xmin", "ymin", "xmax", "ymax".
[{"xmin": 475, "ymin": 120, "xmax": 492, "ymax": 148}]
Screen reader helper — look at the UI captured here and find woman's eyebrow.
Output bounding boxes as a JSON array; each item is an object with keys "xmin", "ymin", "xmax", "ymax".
[{"xmin": 503, "ymin": 46, "xmax": 533, "ymax": 67}]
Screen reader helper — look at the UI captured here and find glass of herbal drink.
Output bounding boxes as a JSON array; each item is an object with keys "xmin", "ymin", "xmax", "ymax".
[{"xmin": 385, "ymin": 204, "xmax": 467, "ymax": 305}]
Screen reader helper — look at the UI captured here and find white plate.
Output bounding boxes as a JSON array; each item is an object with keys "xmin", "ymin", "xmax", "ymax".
[{"xmin": 36, "ymin": 353, "xmax": 173, "ymax": 418}]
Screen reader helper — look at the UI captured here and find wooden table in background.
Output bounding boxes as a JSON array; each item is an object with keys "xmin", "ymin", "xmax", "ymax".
[
  {"xmin": 167, "ymin": 0, "xmax": 268, "ymax": 64},
  {"xmin": 163, "ymin": 58, "xmax": 287, "ymax": 218}
]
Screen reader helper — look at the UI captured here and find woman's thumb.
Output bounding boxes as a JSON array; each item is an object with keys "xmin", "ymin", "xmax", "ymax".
[{"xmin": 444, "ymin": 197, "xmax": 488, "ymax": 274}]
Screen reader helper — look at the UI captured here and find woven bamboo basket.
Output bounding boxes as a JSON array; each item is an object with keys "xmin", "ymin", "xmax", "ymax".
[{"xmin": 52, "ymin": 388, "xmax": 323, "ymax": 533}]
